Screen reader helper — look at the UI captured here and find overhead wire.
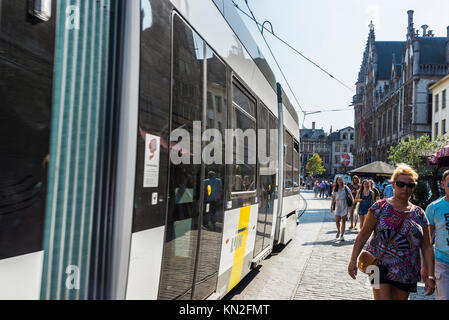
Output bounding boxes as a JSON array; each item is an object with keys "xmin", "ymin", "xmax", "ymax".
[
  {"xmin": 233, "ymin": 1, "xmax": 355, "ymax": 94},
  {"xmin": 242, "ymin": 0, "xmax": 305, "ymax": 115}
]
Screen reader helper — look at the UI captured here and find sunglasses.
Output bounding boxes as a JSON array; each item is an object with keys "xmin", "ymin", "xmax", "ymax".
[{"xmin": 395, "ymin": 181, "xmax": 416, "ymax": 189}]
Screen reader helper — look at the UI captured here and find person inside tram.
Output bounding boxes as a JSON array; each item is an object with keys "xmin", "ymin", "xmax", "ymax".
[
  {"xmin": 203, "ymin": 171, "xmax": 222, "ymax": 229},
  {"xmin": 242, "ymin": 175, "xmax": 254, "ymax": 191}
]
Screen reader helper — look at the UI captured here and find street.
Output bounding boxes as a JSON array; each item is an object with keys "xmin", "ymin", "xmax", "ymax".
[{"xmin": 225, "ymin": 190, "xmax": 434, "ymax": 300}]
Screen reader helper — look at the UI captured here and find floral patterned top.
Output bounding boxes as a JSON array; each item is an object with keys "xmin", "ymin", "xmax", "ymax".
[{"xmin": 366, "ymin": 199, "xmax": 429, "ymax": 284}]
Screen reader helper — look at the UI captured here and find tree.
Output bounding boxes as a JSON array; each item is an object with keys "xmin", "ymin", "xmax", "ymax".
[
  {"xmin": 306, "ymin": 153, "xmax": 326, "ymax": 177},
  {"xmin": 388, "ymin": 134, "xmax": 449, "ymax": 208}
]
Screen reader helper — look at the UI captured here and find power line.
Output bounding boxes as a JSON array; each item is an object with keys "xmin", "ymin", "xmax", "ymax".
[
  {"xmin": 242, "ymin": 0, "xmax": 305, "ymax": 115},
  {"xmin": 233, "ymin": 1, "xmax": 355, "ymax": 94}
]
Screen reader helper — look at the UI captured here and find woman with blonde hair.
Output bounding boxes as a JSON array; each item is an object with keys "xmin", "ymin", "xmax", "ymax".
[{"xmin": 348, "ymin": 164, "xmax": 435, "ymax": 300}]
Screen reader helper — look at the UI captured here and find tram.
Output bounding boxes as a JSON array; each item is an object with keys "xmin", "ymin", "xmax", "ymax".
[{"xmin": 0, "ymin": 0, "xmax": 300, "ymax": 300}]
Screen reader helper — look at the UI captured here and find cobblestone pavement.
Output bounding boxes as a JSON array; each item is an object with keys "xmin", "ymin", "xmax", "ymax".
[{"xmin": 226, "ymin": 190, "xmax": 434, "ymax": 300}]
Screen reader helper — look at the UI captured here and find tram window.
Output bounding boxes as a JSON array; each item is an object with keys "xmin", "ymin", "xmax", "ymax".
[
  {"xmin": 0, "ymin": 1, "xmax": 56, "ymax": 260},
  {"xmin": 293, "ymin": 140, "xmax": 300, "ymax": 188},
  {"xmin": 284, "ymin": 130, "xmax": 293, "ymax": 189},
  {"xmin": 269, "ymin": 112, "xmax": 279, "ymax": 180},
  {"xmin": 158, "ymin": 14, "xmax": 204, "ymax": 300},
  {"xmin": 233, "ymin": 83, "xmax": 256, "ymax": 117},
  {"xmin": 228, "ymin": 83, "xmax": 257, "ymax": 199}
]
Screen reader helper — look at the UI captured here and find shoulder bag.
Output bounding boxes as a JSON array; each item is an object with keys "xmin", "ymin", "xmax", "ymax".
[{"xmin": 344, "ymin": 186, "xmax": 353, "ymax": 207}]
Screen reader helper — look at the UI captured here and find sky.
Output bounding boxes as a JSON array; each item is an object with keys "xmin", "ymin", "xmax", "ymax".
[{"xmin": 233, "ymin": 0, "xmax": 449, "ymax": 133}]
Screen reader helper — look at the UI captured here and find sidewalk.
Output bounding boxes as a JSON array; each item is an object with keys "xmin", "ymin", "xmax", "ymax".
[{"xmin": 226, "ymin": 189, "xmax": 434, "ymax": 300}]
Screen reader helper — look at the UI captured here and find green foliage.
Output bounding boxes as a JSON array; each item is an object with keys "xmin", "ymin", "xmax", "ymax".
[
  {"xmin": 306, "ymin": 153, "xmax": 326, "ymax": 177},
  {"xmin": 388, "ymin": 134, "xmax": 449, "ymax": 208},
  {"xmin": 388, "ymin": 135, "xmax": 449, "ymax": 178}
]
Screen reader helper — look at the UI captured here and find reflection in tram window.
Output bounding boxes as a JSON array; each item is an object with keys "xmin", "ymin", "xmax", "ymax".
[
  {"xmin": 284, "ymin": 130, "xmax": 294, "ymax": 189},
  {"xmin": 228, "ymin": 84, "xmax": 256, "ymax": 198},
  {"xmin": 159, "ymin": 15, "xmax": 204, "ymax": 300},
  {"xmin": 293, "ymin": 140, "xmax": 300, "ymax": 188},
  {"xmin": 193, "ymin": 45, "xmax": 226, "ymax": 300},
  {"xmin": 0, "ymin": 1, "xmax": 56, "ymax": 260}
]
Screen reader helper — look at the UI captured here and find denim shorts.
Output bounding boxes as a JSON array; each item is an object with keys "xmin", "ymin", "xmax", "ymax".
[{"xmin": 370, "ymin": 265, "xmax": 417, "ymax": 293}]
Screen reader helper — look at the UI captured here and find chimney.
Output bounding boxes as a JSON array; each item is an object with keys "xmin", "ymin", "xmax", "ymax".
[
  {"xmin": 421, "ymin": 25, "xmax": 428, "ymax": 37},
  {"xmin": 312, "ymin": 122, "xmax": 316, "ymax": 130},
  {"xmin": 407, "ymin": 10, "xmax": 415, "ymax": 37}
]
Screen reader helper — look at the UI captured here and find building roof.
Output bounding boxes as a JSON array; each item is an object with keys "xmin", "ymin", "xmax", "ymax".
[
  {"xmin": 418, "ymin": 37, "xmax": 447, "ymax": 65},
  {"xmin": 429, "ymin": 73, "xmax": 449, "ymax": 91},
  {"xmin": 300, "ymin": 128, "xmax": 326, "ymax": 140},
  {"xmin": 375, "ymin": 41, "xmax": 405, "ymax": 80}
]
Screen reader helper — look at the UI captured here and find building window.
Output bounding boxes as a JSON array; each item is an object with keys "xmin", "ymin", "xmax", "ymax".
[
  {"xmin": 335, "ymin": 144, "xmax": 340, "ymax": 152},
  {"xmin": 443, "ymin": 119, "xmax": 447, "ymax": 135},
  {"xmin": 342, "ymin": 144, "xmax": 347, "ymax": 152},
  {"xmin": 443, "ymin": 90, "xmax": 447, "ymax": 110},
  {"xmin": 435, "ymin": 122, "xmax": 439, "ymax": 140},
  {"xmin": 435, "ymin": 94, "xmax": 439, "ymax": 113},
  {"xmin": 335, "ymin": 156, "xmax": 340, "ymax": 165}
]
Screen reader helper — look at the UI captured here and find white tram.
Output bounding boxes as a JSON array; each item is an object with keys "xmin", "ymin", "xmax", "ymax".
[{"xmin": 0, "ymin": 0, "xmax": 300, "ymax": 300}]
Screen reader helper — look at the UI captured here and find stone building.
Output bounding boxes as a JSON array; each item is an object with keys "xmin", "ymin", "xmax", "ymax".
[
  {"xmin": 353, "ymin": 11, "xmax": 449, "ymax": 167},
  {"xmin": 300, "ymin": 122, "xmax": 331, "ymax": 177},
  {"xmin": 328, "ymin": 127, "xmax": 355, "ymax": 175},
  {"xmin": 300, "ymin": 123, "xmax": 354, "ymax": 177}
]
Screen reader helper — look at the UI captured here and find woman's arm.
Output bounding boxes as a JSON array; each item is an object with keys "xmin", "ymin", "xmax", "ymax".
[
  {"xmin": 348, "ymin": 210, "xmax": 377, "ymax": 279},
  {"xmin": 420, "ymin": 225, "xmax": 435, "ymax": 296},
  {"xmin": 355, "ymin": 189, "xmax": 362, "ymax": 202}
]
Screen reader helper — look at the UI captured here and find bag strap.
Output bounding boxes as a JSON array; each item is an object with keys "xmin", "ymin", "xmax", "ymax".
[{"xmin": 378, "ymin": 201, "xmax": 409, "ymax": 263}]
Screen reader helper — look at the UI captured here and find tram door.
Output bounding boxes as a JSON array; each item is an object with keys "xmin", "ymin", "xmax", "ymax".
[
  {"xmin": 254, "ymin": 107, "xmax": 277, "ymax": 257},
  {"xmin": 157, "ymin": 15, "xmax": 226, "ymax": 300}
]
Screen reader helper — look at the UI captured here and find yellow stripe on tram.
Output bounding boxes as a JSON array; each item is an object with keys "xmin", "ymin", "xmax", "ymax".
[{"xmin": 228, "ymin": 205, "xmax": 251, "ymax": 293}]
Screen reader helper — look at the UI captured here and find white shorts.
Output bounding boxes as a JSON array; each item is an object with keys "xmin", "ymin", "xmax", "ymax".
[{"xmin": 435, "ymin": 259, "xmax": 449, "ymax": 300}]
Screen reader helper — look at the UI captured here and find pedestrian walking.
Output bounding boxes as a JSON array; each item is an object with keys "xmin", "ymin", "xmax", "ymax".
[
  {"xmin": 314, "ymin": 181, "xmax": 319, "ymax": 198},
  {"xmin": 383, "ymin": 182, "xmax": 394, "ymax": 198},
  {"xmin": 369, "ymin": 179, "xmax": 381, "ymax": 201},
  {"xmin": 354, "ymin": 179, "xmax": 375, "ymax": 230},
  {"xmin": 331, "ymin": 176, "xmax": 354, "ymax": 242},
  {"xmin": 319, "ymin": 181, "xmax": 326, "ymax": 198},
  {"xmin": 348, "ymin": 164, "xmax": 435, "ymax": 300},
  {"xmin": 424, "ymin": 169, "xmax": 449, "ymax": 300},
  {"xmin": 348, "ymin": 175, "xmax": 361, "ymax": 230}
]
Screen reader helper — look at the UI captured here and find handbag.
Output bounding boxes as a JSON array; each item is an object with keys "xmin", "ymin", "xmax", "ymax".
[
  {"xmin": 344, "ymin": 186, "xmax": 353, "ymax": 207},
  {"xmin": 358, "ymin": 250, "xmax": 379, "ymax": 274}
]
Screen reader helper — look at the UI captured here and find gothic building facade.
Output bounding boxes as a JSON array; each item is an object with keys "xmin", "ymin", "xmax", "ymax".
[{"xmin": 353, "ymin": 10, "xmax": 449, "ymax": 167}]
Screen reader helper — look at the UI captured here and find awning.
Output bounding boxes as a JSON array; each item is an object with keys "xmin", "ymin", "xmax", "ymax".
[
  {"xmin": 350, "ymin": 161, "xmax": 395, "ymax": 176},
  {"xmin": 427, "ymin": 144, "xmax": 449, "ymax": 166}
]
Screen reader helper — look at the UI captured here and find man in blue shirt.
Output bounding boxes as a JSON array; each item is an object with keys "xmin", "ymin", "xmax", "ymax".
[
  {"xmin": 383, "ymin": 183, "xmax": 394, "ymax": 198},
  {"xmin": 425, "ymin": 170, "xmax": 449, "ymax": 300}
]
